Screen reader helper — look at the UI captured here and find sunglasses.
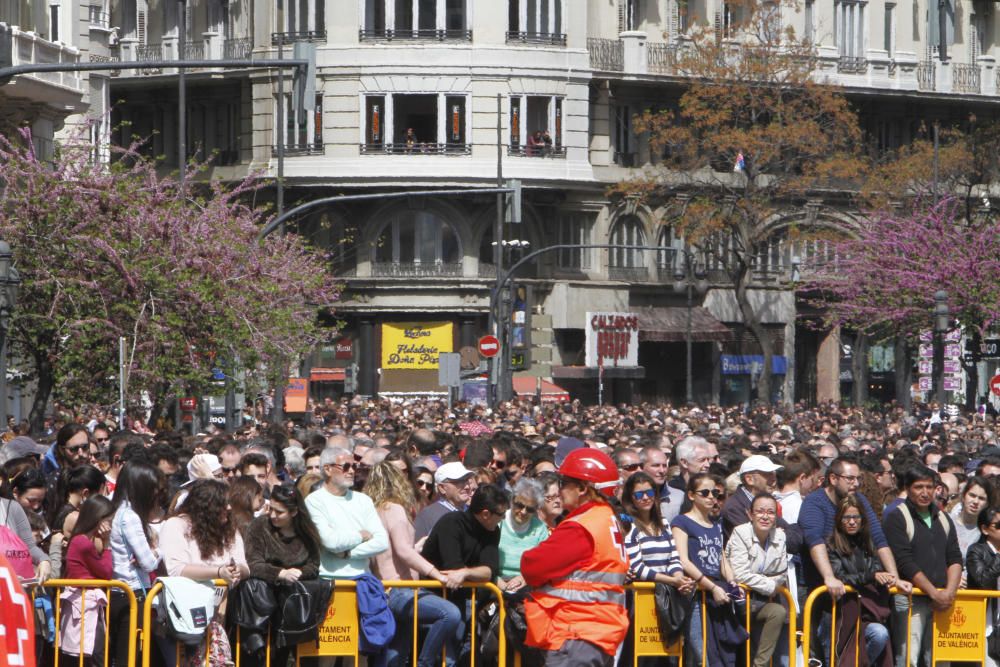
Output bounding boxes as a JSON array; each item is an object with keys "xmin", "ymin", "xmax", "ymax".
[
  {"xmin": 64, "ymin": 444, "xmax": 88, "ymax": 454},
  {"xmin": 841, "ymin": 514, "xmax": 863, "ymax": 523},
  {"xmin": 632, "ymin": 489, "xmax": 656, "ymax": 501},
  {"xmin": 622, "ymin": 463, "xmax": 641, "ymax": 472},
  {"xmin": 693, "ymin": 488, "xmax": 724, "ymax": 499},
  {"xmin": 513, "ymin": 501, "xmax": 537, "ymax": 514},
  {"xmin": 416, "ymin": 480, "xmax": 434, "ymax": 489},
  {"xmin": 490, "ymin": 459, "xmax": 507, "ymax": 469},
  {"xmin": 332, "ymin": 462, "xmax": 356, "ymax": 472},
  {"xmin": 221, "ymin": 466, "xmax": 238, "ymax": 475}
]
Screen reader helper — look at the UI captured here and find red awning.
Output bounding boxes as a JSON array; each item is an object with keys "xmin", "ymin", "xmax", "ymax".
[
  {"xmin": 310, "ymin": 367, "xmax": 346, "ymax": 382},
  {"xmin": 512, "ymin": 377, "xmax": 570, "ymax": 403}
]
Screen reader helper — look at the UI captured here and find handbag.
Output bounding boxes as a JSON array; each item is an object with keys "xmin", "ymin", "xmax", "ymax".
[{"xmin": 653, "ymin": 581, "xmax": 692, "ymax": 642}]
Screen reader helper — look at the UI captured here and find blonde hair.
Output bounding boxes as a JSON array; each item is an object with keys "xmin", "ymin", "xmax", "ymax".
[
  {"xmin": 364, "ymin": 462, "xmax": 417, "ymax": 513},
  {"xmin": 296, "ymin": 472, "xmax": 323, "ymax": 499}
]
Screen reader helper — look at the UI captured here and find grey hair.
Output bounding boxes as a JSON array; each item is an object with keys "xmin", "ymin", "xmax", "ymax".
[
  {"xmin": 283, "ymin": 446, "xmax": 305, "ymax": 478},
  {"xmin": 675, "ymin": 436, "xmax": 709, "ymax": 463},
  {"xmin": 511, "ymin": 477, "xmax": 543, "ymax": 505},
  {"xmin": 320, "ymin": 447, "xmax": 352, "ymax": 468}
]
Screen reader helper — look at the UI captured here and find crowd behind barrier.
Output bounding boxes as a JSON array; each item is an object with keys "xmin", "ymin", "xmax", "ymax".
[{"xmin": 4, "ymin": 397, "xmax": 1000, "ymax": 666}]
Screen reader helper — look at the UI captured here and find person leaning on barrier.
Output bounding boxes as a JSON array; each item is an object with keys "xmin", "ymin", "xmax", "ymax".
[
  {"xmin": 725, "ymin": 492, "xmax": 789, "ymax": 667},
  {"xmin": 883, "ymin": 465, "xmax": 961, "ymax": 667},
  {"xmin": 520, "ymin": 448, "xmax": 629, "ymax": 667},
  {"xmin": 825, "ymin": 495, "xmax": 893, "ymax": 667},
  {"xmin": 965, "ymin": 506, "xmax": 1000, "ymax": 667}
]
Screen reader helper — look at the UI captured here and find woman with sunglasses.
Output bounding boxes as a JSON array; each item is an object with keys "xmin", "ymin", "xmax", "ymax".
[
  {"xmin": 498, "ymin": 478, "xmax": 548, "ymax": 593},
  {"xmin": 725, "ymin": 493, "xmax": 788, "ymax": 667},
  {"xmin": 671, "ymin": 472, "xmax": 732, "ymax": 667},
  {"xmin": 366, "ymin": 462, "xmax": 461, "ymax": 667},
  {"xmin": 621, "ymin": 472, "xmax": 695, "ymax": 592},
  {"xmin": 825, "ymin": 495, "xmax": 893, "ymax": 667},
  {"xmin": 412, "ymin": 467, "xmax": 437, "ymax": 510}
]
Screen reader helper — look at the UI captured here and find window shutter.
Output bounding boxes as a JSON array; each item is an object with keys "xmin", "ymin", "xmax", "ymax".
[
  {"xmin": 618, "ymin": 0, "xmax": 626, "ymax": 34},
  {"xmin": 714, "ymin": 9, "xmax": 722, "ymax": 42},
  {"xmin": 137, "ymin": 8, "xmax": 146, "ymax": 42},
  {"xmin": 669, "ymin": 0, "xmax": 680, "ymax": 39}
]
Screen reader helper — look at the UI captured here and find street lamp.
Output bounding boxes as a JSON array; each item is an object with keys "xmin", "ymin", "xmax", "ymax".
[
  {"xmin": 673, "ymin": 248, "xmax": 709, "ymax": 404},
  {"xmin": 0, "ymin": 242, "xmax": 21, "ymax": 427},
  {"xmin": 933, "ymin": 289, "xmax": 950, "ymax": 407}
]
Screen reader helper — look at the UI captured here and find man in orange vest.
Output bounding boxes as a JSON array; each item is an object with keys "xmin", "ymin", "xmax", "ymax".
[{"xmin": 521, "ymin": 448, "xmax": 629, "ymax": 667}]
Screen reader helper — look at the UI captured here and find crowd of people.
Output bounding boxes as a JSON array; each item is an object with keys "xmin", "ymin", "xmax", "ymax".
[{"xmin": 2, "ymin": 396, "xmax": 999, "ymax": 667}]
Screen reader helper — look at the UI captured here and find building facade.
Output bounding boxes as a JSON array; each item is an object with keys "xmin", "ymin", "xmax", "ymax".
[{"xmin": 102, "ymin": 0, "xmax": 1000, "ymax": 405}]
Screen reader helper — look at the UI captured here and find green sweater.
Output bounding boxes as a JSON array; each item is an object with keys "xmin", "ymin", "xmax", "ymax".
[{"xmin": 498, "ymin": 513, "xmax": 549, "ymax": 580}]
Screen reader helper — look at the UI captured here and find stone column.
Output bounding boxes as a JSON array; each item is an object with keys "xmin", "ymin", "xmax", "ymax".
[
  {"xmin": 358, "ymin": 318, "xmax": 377, "ymax": 396},
  {"xmin": 619, "ymin": 31, "xmax": 647, "ymax": 75},
  {"xmin": 816, "ymin": 326, "xmax": 841, "ymax": 403}
]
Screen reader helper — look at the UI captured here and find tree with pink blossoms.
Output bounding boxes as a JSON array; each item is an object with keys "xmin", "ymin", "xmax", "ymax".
[
  {"xmin": 806, "ymin": 198, "xmax": 1000, "ymax": 404},
  {"xmin": 0, "ymin": 129, "xmax": 340, "ymax": 430}
]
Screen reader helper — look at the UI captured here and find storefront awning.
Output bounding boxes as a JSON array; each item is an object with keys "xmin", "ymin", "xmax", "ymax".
[
  {"xmin": 512, "ymin": 377, "xmax": 571, "ymax": 403},
  {"xmin": 636, "ymin": 307, "xmax": 734, "ymax": 343},
  {"xmin": 310, "ymin": 367, "xmax": 346, "ymax": 382}
]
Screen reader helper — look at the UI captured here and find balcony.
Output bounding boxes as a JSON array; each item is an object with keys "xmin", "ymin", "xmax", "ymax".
[
  {"xmin": 181, "ymin": 40, "xmax": 204, "ymax": 60},
  {"xmin": 647, "ymin": 42, "xmax": 679, "ymax": 74},
  {"xmin": 360, "ymin": 142, "xmax": 471, "ymax": 155},
  {"xmin": 272, "ymin": 141, "xmax": 324, "ymax": 157},
  {"xmin": 837, "ymin": 56, "xmax": 868, "ymax": 74},
  {"xmin": 270, "ymin": 30, "xmax": 325, "ymax": 45},
  {"xmin": 916, "ymin": 60, "xmax": 935, "ymax": 91},
  {"xmin": 953, "ymin": 63, "xmax": 981, "ymax": 94},
  {"xmin": 506, "ymin": 31, "xmax": 567, "ymax": 46},
  {"xmin": 507, "ymin": 145, "xmax": 566, "ymax": 158},
  {"xmin": 588, "ymin": 38, "xmax": 624, "ymax": 71},
  {"xmin": 359, "ymin": 29, "xmax": 472, "ymax": 42},
  {"xmin": 608, "ymin": 266, "xmax": 649, "ymax": 282},
  {"xmin": 372, "ymin": 262, "xmax": 463, "ymax": 277},
  {"xmin": 223, "ymin": 37, "xmax": 253, "ymax": 59}
]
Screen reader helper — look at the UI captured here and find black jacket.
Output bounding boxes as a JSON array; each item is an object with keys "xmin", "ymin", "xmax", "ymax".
[
  {"xmin": 966, "ymin": 542, "xmax": 1000, "ymax": 590},
  {"xmin": 827, "ymin": 541, "xmax": 881, "ymax": 588},
  {"xmin": 882, "ymin": 498, "xmax": 962, "ymax": 588}
]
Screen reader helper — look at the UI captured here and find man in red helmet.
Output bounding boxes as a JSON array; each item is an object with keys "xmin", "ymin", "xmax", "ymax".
[{"xmin": 521, "ymin": 448, "xmax": 629, "ymax": 667}]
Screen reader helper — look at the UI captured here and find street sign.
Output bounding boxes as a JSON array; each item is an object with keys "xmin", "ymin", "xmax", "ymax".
[
  {"xmin": 478, "ymin": 335, "xmax": 500, "ymax": 358},
  {"xmin": 944, "ymin": 376, "xmax": 964, "ymax": 392},
  {"xmin": 918, "ymin": 360, "xmax": 933, "ymax": 375},
  {"xmin": 919, "ymin": 376, "xmax": 932, "ymax": 391},
  {"xmin": 944, "ymin": 343, "xmax": 962, "ymax": 359},
  {"xmin": 438, "ymin": 353, "xmax": 461, "ymax": 388},
  {"xmin": 943, "ymin": 359, "xmax": 962, "ymax": 374},
  {"xmin": 991, "ymin": 374, "xmax": 1000, "ymax": 397},
  {"xmin": 919, "ymin": 344, "xmax": 934, "ymax": 359}
]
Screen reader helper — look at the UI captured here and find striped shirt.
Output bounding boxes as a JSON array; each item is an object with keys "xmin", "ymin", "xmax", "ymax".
[{"xmin": 624, "ymin": 522, "xmax": 682, "ymax": 582}]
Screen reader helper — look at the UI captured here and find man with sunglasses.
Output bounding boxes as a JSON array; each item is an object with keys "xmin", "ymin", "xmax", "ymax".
[
  {"xmin": 414, "ymin": 462, "xmax": 477, "ymax": 541},
  {"xmin": 638, "ymin": 446, "xmax": 684, "ymax": 523},
  {"xmin": 305, "ymin": 446, "xmax": 388, "ymax": 579}
]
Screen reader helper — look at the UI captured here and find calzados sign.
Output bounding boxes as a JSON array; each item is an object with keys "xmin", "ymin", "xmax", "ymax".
[
  {"xmin": 381, "ymin": 322, "xmax": 454, "ymax": 369},
  {"xmin": 585, "ymin": 312, "xmax": 639, "ymax": 368}
]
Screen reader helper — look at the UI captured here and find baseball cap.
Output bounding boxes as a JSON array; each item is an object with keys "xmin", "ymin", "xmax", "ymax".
[
  {"xmin": 4, "ymin": 436, "xmax": 48, "ymax": 459},
  {"xmin": 739, "ymin": 455, "xmax": 783, "ymax": 475},
  {"xmin": 187, "ymin": 453, "xmax": 222, "ymax": 481},
  {"xmin": 555, "ymin": 437, "xmax": 585, "ymax": 468},
  {"xmin": 434, "ymin": 461, "xmax": 475, "ymax": 484}
]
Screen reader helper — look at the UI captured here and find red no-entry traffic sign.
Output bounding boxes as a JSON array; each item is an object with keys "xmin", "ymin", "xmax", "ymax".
[
  {"xmin": 991, "ymin": 374, "xmax": 1000, "ymax": 398},
  {"xmin": 478, "ymin": 335, "xmax": 500, "ymax": 358}
]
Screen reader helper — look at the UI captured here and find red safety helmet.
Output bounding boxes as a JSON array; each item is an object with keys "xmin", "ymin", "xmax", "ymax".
[{"xmin": 559, "ymin": 448, "xmax": 620, "ymax": 497}]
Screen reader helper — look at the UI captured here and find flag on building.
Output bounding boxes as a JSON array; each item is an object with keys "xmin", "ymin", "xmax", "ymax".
[{"xmin": 734, "ymin": 152, "xmax": 745, "ymax": 172}]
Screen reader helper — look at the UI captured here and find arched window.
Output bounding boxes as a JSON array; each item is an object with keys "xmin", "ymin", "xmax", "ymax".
[
  {"xmin": 656, "ymin": 225, "xmax": 683, "ymax": 279},
  {"xmin": 373, "ymin": 211, "xmax": 462, "ymax": 276},
  {"xmin": 609, "ymin": 216, "xmax": 646, "ymax": 268}
]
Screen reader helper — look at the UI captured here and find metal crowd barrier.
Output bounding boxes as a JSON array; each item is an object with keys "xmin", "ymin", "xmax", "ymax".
[
  {"xmin": 628, "ymin": 583, "xmax": 797, "ymax": 667},
  {"xmin": 802, "ymin": 585, "xmax": 1000, "ymax": 667},
  {"xmin": 31, "ymin": 578, "xmax": 139, "ymax": 667}
]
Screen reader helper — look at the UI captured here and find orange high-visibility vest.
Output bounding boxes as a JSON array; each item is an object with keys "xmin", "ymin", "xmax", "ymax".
[{"xmin": 524, "ymin": 502, "xmax": 629, "ymax": 656}]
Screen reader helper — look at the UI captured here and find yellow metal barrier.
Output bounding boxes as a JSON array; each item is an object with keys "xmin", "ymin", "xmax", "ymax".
[
  {"xmin": 628, "ymin": 583, "xmax": 796, "ymax": 667},
  {"xmin": 140, "ymin": 578, "xmax": 505, "ymax": 667},
  {"xmin": 141, "ymin": 578, "xmax": 230, "ymax": 667},
  {"xmin": 802, "ymin": 585, "xmax": 1000, "ymax": 667},
  {"xmin": 33, "ymin": 578, "xmax": 138, "ymax": 667}
]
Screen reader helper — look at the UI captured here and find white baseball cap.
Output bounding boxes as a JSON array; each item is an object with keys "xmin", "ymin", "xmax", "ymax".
[
  {"xmin": 739, "ymin": 455, "xmax": 783, "ymax": 475},
  {"xmin": 434, "ymin": 461, "xmax": 475, "ymax": 484}
]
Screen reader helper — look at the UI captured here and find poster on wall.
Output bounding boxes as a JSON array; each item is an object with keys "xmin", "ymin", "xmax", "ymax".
[{"xmin": 381, "ymin": 322, "xmax": 454, "ymax": 369}]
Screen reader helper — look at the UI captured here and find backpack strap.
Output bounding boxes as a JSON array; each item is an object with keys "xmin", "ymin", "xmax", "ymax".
[{"xmin": 898, "ymin": 503, "xmax": 915, "ymax": 542}]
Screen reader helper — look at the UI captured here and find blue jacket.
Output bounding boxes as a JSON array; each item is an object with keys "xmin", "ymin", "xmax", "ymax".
[
  {"xmin": 41, "ymin": 444, "xmax": 60, "ymax": 477},
  {"xmin": 352, "ymin": 573, "xmax": 395, "ymax": 654}
]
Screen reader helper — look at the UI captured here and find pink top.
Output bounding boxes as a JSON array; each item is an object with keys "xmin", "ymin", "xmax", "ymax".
[
  {"xmin": 374, "ymin": 503, "xmax": 436, "ymax": 581},
  {"xmin": 159, "ymin": 515, "xmax": 248, "ymax": 577},
  {"xmin": 64, "ymin": 534, "xmax": 113, "ymax": 580}
]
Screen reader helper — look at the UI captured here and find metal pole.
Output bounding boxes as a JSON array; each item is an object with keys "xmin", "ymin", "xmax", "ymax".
[
  {"xmin": 178, "ymin": 0, "xmax": 186, "ymax": 189},
  {"xmin": 0, "ymin": 313, "xmax": 7, "ymax": 430},
  {"xmin": 686, "ymin": 279, "xmax": 694, "ymax": 404},
  {"xmin": 491, "ymin": 93, "xmax": 504, "ymax": 406},
  {"xmin": 272, "ymin": 11, "xmax": 286, "ymax": 424},
  {"xmin": 119, "ymin": 336, "xmax": 127, "ymax": 429},
  {"xmin": 933, "ymin": 122, "xmax": 939, "ymax": 199}
]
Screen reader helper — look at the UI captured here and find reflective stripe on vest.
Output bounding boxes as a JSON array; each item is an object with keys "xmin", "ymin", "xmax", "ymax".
[
  {"xmin": 536, "ymin": 585, "xmax": 627, "ymax": 606},
  {"xmin": 552, "ymin": 571, "xmax": 627, "ymax": 586}
]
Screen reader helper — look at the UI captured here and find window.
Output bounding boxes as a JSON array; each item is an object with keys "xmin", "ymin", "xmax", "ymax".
[
  {"xmin": 361, "ymin": 0, "xmax": 469, "ymax": 39},
  {"xmin": 609, "ymin": 216, "xmax": 646, "ymax": 268},
  {"xmin": 613, "ymin": 105, "xmax": 635, "ymax": 167},
  {"xmin": 49, "ymin": 3, "xmax": 59, "ymax": 41},
  {"xmin": 620, "ymin": 0, "xmax": 639, "ymax": 32},
  {"xmin": 557, "ymin": 212, "xmax": 592, "ymax": 269},
  {"xmin": 361, "ymin": 93, "xmax": 471, "ymax": 154},
  {"xmin": 507, "ymin": 0, "xmax": 565, "ymax": 44},
  {"xmin": 373, "ymin": 212, "xmax": 462, "ymax": 276},
  {"xmin": 656, "ymin": 226, "xmax": 682, "ymax": 278},
  {"xmin": 804, "ymin": 0, "xmax": 814, "ymax": 43},
  {"xmin": 883, "ymin": 3, "xmax": 894, "ymax": 57},
  {"xmin": 274, "ymin": 91, "xmax": 323, "ymax": 155},
  {"xmin": 508, "ymin": 94, "xmax": 565, "ymax": 157},
  {"xmin": 276, "ymin": 0, "xmax": 324, "ymax": 40},
  {"xmin": 834, "ymin": 0, "xmax": 866, "ymax": 60}
]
